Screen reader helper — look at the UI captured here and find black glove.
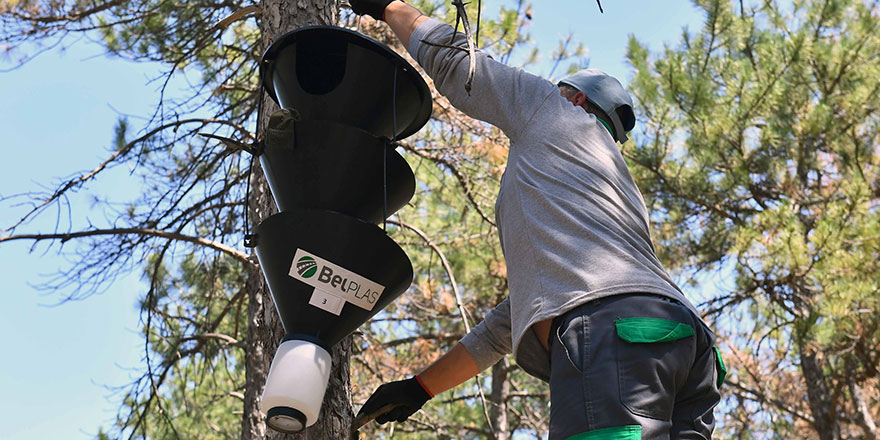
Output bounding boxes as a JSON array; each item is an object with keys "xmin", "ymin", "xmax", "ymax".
[
  {"xmin": 348, "ymin": 0, "xmax": 395, "ymax": 21},
  {"xmin": 357, "ymin": 376, "xmax": 433, "ymax": 424}
]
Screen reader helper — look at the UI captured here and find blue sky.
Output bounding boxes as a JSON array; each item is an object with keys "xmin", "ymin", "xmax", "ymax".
[
  {"xmin": 0, "ymin": 2, "xmax": 706, "ymax": 438},
  {"xmin": 0, "ymin": 41, "xmax": 164, "ymax": 438}
]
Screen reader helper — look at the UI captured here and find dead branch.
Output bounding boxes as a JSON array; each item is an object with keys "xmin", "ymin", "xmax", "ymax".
[
  {"xmin": 215, "ymin": 5, "xmax": 262, "ymax": 30},
  {"xmin": 199, "ymin": 133, "xmax": 260, "ymax": 155},
  {"xmin": 450, "ymin": 0, "xmax": 477, "ymax": 94},
  {"xmin": 0, "ymin": 228, "xmax": 255, "ymax": 268},
  {"xmin": 179, "ymin": 332, "xmax": 243, "ymax": 347}
]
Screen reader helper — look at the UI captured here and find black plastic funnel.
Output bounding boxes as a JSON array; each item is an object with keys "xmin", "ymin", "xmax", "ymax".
[
  {"xmin": 255, "ymin": 210, "xmax": 413, "ymax": 347},
  {"xmin": 260, "ymin": 120, "xmax": 415, "ymax": 224},
  {"xmin": 260, "ymin": 26, "xmax": 432, "ymax": 140}
]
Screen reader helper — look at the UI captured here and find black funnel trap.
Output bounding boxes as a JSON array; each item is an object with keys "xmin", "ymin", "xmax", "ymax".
[
  {"xmin": 260, "ymin": 26, "xmax": 432, "ymax": 140},
  {"xmin": 256, "ymin": 26, "xmax": 430, "ymax": 433},
  {"xmin": 254, "ymin": 209, "xmax": 413, "ymax": 348},
  {"xmin": 260, "ymin": 120, "xmax": 415, "ymax": 224}
]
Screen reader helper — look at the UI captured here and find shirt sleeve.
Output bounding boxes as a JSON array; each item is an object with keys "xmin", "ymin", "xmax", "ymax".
[
  {"xmin": 407, "ymin": 18, "xmax": 556, "ymax": 140},
  {"xmin": 459, "ymin": 296, "xmax": 512, "ymax": 371}
]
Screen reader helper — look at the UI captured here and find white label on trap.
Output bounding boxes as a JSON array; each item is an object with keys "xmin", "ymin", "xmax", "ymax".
[
  {"xmin": 308, "ymin": 289, "xmax": 345, "ymax": 315},
  {"xmin": 289, "ymin": 248, "xmax": 385, "ymax": 311}
]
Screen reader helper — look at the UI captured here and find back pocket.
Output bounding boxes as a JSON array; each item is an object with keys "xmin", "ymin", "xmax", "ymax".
[{"xmin": 615, "ymin": 317, "xmax": 694, "ymax": 420}]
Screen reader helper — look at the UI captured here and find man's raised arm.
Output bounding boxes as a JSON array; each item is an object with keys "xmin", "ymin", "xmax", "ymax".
[{"xmin": 351, "ymin": 0, "xmax": 556, "ymax": 139}]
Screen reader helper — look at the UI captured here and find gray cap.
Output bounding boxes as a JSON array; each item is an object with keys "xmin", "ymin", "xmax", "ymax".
[{"xmin": 558, "ymin": 68, "xmax": 635, "ymax": 143}]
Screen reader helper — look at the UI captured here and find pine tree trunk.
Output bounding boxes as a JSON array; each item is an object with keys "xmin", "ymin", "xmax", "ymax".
[
  {"xmin": 242, "ymin": 1, "xmax": 348, "ymax": 439},
  {"xmin": 798, "ymin": 342, "xmax": 841, "ymax": 440}
]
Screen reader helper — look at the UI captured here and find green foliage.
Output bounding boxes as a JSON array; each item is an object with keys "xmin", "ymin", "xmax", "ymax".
[
  {"xmin": 116, "ymin": 253, "xmax": 247, "ymax": 439},
  {"xmin": 627, "ymin": 0, "xmax": 880, "ymax": 436},
  {"xmin": 96, "ymin": 427, "xmax": 110, "ymax": 440}
]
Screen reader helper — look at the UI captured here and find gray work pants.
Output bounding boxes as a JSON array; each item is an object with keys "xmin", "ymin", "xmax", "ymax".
[{"xmin": 548, "ymin": 294, "xmax": 722, "ymax": 440}]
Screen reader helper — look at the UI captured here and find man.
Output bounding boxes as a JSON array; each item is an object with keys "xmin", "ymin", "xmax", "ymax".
[{"xmin": 349, "ymin": 1, "xmax": 724, "ymax": 438}]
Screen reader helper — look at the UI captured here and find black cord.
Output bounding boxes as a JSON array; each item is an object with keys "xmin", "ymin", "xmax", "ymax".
[
  {"xmin": 476, "ymin": 0, "xmax": 482, "ymax": 47},
  {"xmin": 451, "ymin": 3, "xmax": 460, "ymax": 45},
  {"xmin": 244, "ymin": 71, "xmax": 265, "ymax": 248},
  {"xmin": 385, "ymin": 67, "xmax": 398, "ymax": 232},
  {"xmin": 244, "ymin": 154, "xmax": 255, "ymax": 247}
]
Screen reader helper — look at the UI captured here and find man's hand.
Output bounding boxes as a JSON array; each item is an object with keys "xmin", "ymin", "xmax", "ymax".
[
  {"xmin": 356, "ymin": 376, "xmax": 432, "ymax": 425},
  {"xmin": 348, "ymin": 0, "xmax": 395, "ymax": 21}
]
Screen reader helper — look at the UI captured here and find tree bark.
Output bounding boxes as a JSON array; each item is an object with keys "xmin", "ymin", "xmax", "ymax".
[
  {"xmin": 242, "ymin": 1, "xmax": 347, "ymax": 439},
  {"xmin": 799, "ymin": 342, "xmax": 841, "ymax": 440},
  {"xmin": 489, "ymin": 359, "xmax": 510, "ymax": 440}
]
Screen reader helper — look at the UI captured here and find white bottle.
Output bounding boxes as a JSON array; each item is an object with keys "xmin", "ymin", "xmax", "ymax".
[{"xmin": 260, "ymin": 339, "xmax": 332, "ymax": 433}]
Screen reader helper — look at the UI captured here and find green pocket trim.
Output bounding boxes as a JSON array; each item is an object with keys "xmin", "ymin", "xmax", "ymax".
[
  {"xmin": 615, "ymin": 317, "xmax": 694, "ymax": 343},
  {"xmin": 564, "ymin": 425, "xmax": 641, "ymax": 440},
  {"xmin": 713, "ymin": 346, "xmax": 727, "ymax": 388}
]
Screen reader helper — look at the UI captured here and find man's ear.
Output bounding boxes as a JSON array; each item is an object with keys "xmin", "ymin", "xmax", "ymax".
[{"xmin": 573, "ymin": 91, "xmax": 588, "ymax": 107}]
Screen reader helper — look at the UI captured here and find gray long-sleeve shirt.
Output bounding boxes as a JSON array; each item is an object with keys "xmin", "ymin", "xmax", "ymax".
[{"xmin": 408, "ymin": 18, "xmax": 701, "ymax": 382}]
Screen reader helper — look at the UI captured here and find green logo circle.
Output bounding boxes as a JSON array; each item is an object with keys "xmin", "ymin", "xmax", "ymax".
[{"xmin": 296, "ymin": 256, "xmax": 318, "ymax": 278}]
